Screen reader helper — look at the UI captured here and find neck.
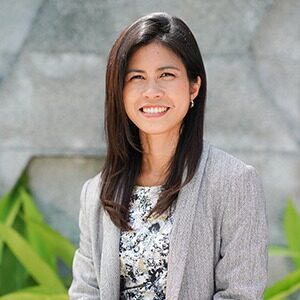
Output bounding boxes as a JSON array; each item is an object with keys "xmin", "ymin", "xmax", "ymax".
[{"xmin": 137, "ymin": 131, "xmax": 179, "ymax": 186}]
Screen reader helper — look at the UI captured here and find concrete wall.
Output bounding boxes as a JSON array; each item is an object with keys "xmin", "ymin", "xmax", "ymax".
[{"xmin": 0, "ymin": 0, "xmax": 299, "ymax": 288}]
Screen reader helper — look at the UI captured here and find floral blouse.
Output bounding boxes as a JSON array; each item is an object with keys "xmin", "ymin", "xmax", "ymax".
[{"xmin": 119, "ymin": 185, "xmax": 174, "ymax": 300}]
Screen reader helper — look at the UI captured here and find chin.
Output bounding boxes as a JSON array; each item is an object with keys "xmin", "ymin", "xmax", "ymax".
[{"xmin": 139, "ymin": 126, "xmax": 181, "ymax": 137}]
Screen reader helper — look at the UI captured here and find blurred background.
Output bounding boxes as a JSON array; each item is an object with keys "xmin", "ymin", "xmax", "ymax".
[{"xmin": 0, "ymin": 0, "xmax": 299, "ymax": 293}]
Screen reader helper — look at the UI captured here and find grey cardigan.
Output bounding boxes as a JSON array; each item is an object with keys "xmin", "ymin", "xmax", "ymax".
[{"xmin": 69, "ymin": 140, "xmax": 268, "ymax": 299}]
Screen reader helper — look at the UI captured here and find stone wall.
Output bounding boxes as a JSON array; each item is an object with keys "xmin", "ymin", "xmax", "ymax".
[{"xmin": 0, "ymin": 0, "xmax": 299, "ymax": 287}]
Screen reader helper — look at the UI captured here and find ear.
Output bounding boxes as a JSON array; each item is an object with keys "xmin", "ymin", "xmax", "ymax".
[{"xmin": 190, "ymin": 76, "xmax": 201, "ymax": 100}]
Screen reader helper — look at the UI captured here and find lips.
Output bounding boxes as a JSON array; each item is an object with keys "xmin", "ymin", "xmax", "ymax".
[
  {"xmin": 141, "ymin": 106, "xmax": 168, "ymax": 113},
  {"xmin": 139, "ymin": 105, "xmax": 170, "ymax": 117}
]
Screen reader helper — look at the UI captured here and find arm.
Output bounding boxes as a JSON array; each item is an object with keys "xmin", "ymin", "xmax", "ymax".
[
  {"xmin": 214, "ymin": 165, "xmax": 268, "ymax": 300},
  {"xmin": 68, "ymin": 179, "xmax": 100, "ymax": 300}
]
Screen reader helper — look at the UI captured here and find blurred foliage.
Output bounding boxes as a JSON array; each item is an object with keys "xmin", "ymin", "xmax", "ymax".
[
  {"xmin": 0, "ymin": 172, "xmax": 75, "ymax": 299},
  {"xmin": 1, "ymin": 173, "xmax": 299, "ymax": 299},
  {"xmin": 265, "ymin": 199, "xmax": 300, "ymax": 299}
]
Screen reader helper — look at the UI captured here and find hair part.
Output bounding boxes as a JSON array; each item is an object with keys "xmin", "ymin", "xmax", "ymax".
[{"xmin": 100, "ymin": 12, "xmax": 207, "ymax": 230}]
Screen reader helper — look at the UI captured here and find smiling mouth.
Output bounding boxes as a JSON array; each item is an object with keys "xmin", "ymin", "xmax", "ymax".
[{"xmin": 139, "ymin": 106, "xmax": 170, "ymax": 114}]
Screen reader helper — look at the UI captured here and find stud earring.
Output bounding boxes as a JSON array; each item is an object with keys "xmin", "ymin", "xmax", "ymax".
[{"xmin": 190, "ymin": 99, "xmax": 194, "ymax": 109}]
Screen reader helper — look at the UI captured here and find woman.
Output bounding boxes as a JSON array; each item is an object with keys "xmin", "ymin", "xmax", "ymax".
[{"xmin": 69, "ymin": 12, "xmax": 268, "ymax": 300}]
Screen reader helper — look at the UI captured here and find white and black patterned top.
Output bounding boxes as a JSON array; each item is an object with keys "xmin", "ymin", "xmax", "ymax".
[{"xmin": 119, "ymin": 185, "xmax": 174, "ymax": 300}]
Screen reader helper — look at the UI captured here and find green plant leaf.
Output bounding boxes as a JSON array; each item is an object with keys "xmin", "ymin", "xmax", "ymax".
[
  {"xmin": 0, "ymin": 191, "xmax": 18, "ymax": 226},
  {"xmin": 22, "ymin": 217, "xmax": 76, "ymax": 267},
  {"xmin": 268, "ymin": 245, "xmax": 300, "ymax": 258},
  {"xmin": 0, "ymin": 193, "xmax": 12, "ymax": 221},
  {"xmin": 0, "ymin": 173, "xmax": 28, "ymax": 263},
  {"xmin": 264, "ymin": 268, "xmax": 300, "ymax": 299},
  {"xmin": 0, "ymin": 171, "xmax": 28, "ymax": 222},
  {"xmin": 20, "ymin": 188, "xmax": 57, "ymax": 271},
  {"xmin": 4, "ymin": 199, "xmax": 21, "ymax": 227},
  {"xmin": 20, "ymin": 188, "xmax": 43, "ymax": 223},
  {"xmin": 0, "ymin": 244, "xmax": 33, "ymax": 295},
  {"xmin": 0, "ymin": 285, "xmax": 68, "ymax": 299},
  {"xmin": 0, "ymin": 172, "xmax": 72, "ymax": 296},
  {"xmin": 0, "ymin": 293, "xmax": 68, "ymax": 300},
  {"xmin": 284, "ymin": 199, "xmax": 300, "ymax": 268},
  {"xmin": 0, "ymin": 223, "xmax": 65, "ymax": 291},
  {"xmin": 6, "ymin": 285, "xmax": 64, "ymax": 294},
  {"xmin": 0, "ymin": 196, "xmax": 22, "ymax": 264}
]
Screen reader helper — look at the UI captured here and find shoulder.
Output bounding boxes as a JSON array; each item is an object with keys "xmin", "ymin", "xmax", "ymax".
[
  {"xmin": 203, "ymin": 139, "xmax": 261, "ymax": 186},
  {"xmin": 201, "ymin": 141, "xmax": 265, "ymax": 219},
  {"xmin": 79, "ymin": 172, "xmax": 102, "ymax": 215},
  {"xmin": 205, "ymin": 139, "xmax": 252, "ymax": 171}
]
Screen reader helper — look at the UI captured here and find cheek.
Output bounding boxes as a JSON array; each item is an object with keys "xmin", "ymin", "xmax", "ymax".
[
  {"xmin": 123, "ymin": 94, "xmax": 137, "ymax": 122},
  {"xmin": 123, "ymin": 86, "xmax": 142, "ymax": 112},
  {"xmin": 123, "ymin": 86, "xmax": 136, "ymax": 104},
  {"xmin": 123, "ymin": 99, "xmax": 132, "ymax": 118},
  {"xmin": 169, "ymin": 80, "xmax": 190, "ymax": 97},
  {"xmin": 122, "ymin": 88, "xmax": 132, "ymax": 108}
]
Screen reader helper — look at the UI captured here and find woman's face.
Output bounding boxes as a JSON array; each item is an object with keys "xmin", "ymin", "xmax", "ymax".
[{"xmin": 123, "ymin": 41, "xmax": 201, "ymax": 138}]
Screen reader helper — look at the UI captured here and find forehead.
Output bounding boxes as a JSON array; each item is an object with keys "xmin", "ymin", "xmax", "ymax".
[{"xmin": 127, "ymin": 41, "xmax": 184, "ymax": 68}]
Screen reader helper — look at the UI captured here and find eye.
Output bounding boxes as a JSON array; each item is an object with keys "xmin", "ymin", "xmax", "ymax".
[
  {"xmin": 161, "ymin": 72, "xmax": 175, "ymax": 78},
  {"xmin": 130, "ymin": 74, "xmax": 144, "ymax": 81}
]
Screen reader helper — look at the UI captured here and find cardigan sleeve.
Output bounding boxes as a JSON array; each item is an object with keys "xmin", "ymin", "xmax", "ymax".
[
  {"xmin": 68, "ymin": 179, "xmax": 101, "ymax": 300},
  {"xmin": 213, "ymin": 165, "xmax": 268, "ymax": 300}
]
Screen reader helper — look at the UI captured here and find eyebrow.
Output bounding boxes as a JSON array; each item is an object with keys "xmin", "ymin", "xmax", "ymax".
[{"xmin": 126, "ymin": 65, "xmax": 181, "ymax": 74}]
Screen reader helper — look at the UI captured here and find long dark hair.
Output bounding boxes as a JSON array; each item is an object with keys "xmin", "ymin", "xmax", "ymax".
[{"xmin": 100, "ymin": 12, "xmax": 207, "ymax": 230}]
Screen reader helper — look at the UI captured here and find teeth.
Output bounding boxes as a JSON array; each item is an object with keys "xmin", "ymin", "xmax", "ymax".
[{"xmin": 142, "ymin": 106, "xmax": 168, "ymax": 114}]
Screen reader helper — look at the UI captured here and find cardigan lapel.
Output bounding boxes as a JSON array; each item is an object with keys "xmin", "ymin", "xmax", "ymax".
[
  {"xmin": 100, "ymin": 210, "xmax": 120, "ymax": 300},
  {"xmin": 166, "ymin": 140, "xmax": 210, "ymax": 300},
  {"xmin": 99, "ymin": 140, "xmax": 210, "ymax": 299}
]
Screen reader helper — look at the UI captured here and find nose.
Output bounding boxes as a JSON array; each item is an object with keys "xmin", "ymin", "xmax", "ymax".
[{"xmin": 142, "ymin": 80, "xmax": 164, "ymax": 100}]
